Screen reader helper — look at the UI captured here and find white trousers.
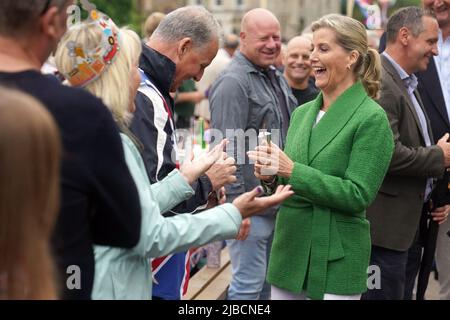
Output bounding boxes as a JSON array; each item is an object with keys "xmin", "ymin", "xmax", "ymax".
[{"xmin": 271, "ymin": 286, "xmax": 361, "ymax": 300}]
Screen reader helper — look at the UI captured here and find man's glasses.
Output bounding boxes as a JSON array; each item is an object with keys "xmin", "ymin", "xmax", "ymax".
[{"xmin": 40, "ymin": 0, "xmax": 52, "ymax": 15}]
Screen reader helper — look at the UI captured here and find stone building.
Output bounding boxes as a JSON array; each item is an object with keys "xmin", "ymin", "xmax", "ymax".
[{"xmin": 138, "ymin": 0, "xmax": 342, "ymax": 40}]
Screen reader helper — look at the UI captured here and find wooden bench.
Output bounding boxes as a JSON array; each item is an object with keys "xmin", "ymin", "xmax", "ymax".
[{"xmin": 183, "ymin": 247, "xmax": 232, "ymax": 300}]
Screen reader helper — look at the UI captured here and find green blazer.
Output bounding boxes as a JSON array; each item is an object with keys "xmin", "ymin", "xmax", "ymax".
[{"xmin": 267, "ymin": 82, "xmax": 394, "ymax": 300}]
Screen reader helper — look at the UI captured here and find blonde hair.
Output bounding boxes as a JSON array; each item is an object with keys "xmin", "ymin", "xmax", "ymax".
[
  {"xmin": 311, "ymin": 14, "xmax": 381, "ymax": 99},
  {"xmin": 55, "ymin": 24, "xmax": 142, "ymax": 125},
  {"xmin": 143, "ymin": 12, "xmax": 166, "ymax": 39},
  {"xmin": 0, "ymin": 87, "xmax": 61, "ymax": 300}
]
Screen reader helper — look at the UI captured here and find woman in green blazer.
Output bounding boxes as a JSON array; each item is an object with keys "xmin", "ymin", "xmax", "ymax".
[{"xmin": 248, "ymin": 14, "xmax": 394, "ymax": 300}]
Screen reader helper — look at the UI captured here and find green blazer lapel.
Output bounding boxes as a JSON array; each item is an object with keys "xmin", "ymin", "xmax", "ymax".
[
  {"xmin": 309, "ymin": 82, "xmax": 367, "ymax": 164},
  {"xmin": 289, "ymin": 94, "xmax": 322, "ymax": 165}
]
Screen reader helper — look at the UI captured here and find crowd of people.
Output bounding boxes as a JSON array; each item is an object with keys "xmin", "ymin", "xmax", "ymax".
[{"xmin": 0, "ymin": 0, "xmax": 449, "ymax": 301}]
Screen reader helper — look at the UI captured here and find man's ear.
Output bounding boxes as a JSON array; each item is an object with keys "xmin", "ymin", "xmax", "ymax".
[
  {"xmin": 40, "ymin": 6, "xmax": 65, "ymax": 40},
  {"xmin": 240, "ymin": 32, "xmax": 246, "ymax": 47},
  {"xmin": 398, "ymin": 27, "xmax": 410, "ymax": 46},
  {"xmin": 177, "ymin": 38, "xmax": 193, "ymax": 60}
]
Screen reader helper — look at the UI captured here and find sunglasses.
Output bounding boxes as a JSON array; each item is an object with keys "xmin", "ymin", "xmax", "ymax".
[{"xmin": 40, "ymin": 0, "xmax": 52, "ymax": 15}]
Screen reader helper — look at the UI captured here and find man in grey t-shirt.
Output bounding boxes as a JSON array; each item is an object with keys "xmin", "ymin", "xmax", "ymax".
[{"xmin": 210, "ymin": 8, "xmax": 297, "ymax": 300}]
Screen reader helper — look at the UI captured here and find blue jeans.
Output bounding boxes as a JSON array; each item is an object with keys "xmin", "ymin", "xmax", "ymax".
[{"xmin": 226, "ymin": 213, "xmax": 275, "ymax": 300}]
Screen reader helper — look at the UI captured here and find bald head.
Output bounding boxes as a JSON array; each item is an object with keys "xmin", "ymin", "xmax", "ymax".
[
  {"xmin": 286, "ymin": 36, "xmax": 312, "ymax": 52},
  {"xmin": 241, "ymin": 8, "xmax": 280, "ymax": 33},
  {"xmin": 240, "ymin": 8, "xmax": 282, "ymax": 68},
  {"xmin": 284, "ymin": 36, "xmax": 313, "ymax": 89}
]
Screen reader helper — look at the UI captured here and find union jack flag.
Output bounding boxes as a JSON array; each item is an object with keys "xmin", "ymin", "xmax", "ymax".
[{"xmin": 151, "ymin": 247, "xmax": 204, "ymax": 300}]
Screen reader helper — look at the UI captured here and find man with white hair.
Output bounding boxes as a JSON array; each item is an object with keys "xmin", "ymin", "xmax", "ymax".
[{"xmin": 130, "ymin": 6, "xmax": 237, "ymax": 300}]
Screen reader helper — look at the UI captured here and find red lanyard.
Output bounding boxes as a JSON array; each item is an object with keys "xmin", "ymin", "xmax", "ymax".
[
  {"xmin": 148, "ymin": 82, "xmax": 173, "ymax": 121},
  {"xmin": 139, "ymin": 68, "xmax": 174, "ymax": 122}
]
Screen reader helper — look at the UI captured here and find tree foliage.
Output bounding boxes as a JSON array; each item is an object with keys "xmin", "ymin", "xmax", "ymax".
[
  {"xmin": 387, "ymin": 0, "xmax": 422, "ymax": 15},
  {"xmin": 78, "ymin": 0, "xmax": 143, "ymax": 34}
]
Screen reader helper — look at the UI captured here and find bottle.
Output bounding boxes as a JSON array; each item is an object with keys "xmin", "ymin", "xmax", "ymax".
[{"xmin": 258, "ymin": 130, "xmax": 275, "ymax": 176}]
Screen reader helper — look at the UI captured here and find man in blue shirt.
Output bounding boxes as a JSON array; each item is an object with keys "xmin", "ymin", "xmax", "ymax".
[{"xmin": 364, "ymin": 7, "xmax": 450, "ymax": 300}]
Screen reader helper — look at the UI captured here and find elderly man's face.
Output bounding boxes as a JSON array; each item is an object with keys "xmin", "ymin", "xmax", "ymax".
[
  {"xmin": 423, "ymin": 0, "xmax": 450, "ymax": 28},
  {"xmin": 171, "ymin": 39, "xmax": 218, "ymax": 92}
]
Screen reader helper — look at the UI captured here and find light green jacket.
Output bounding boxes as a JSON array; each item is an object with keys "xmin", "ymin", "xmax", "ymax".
[{"xmin": 92, "ymin": 134, "xmax": 242, "ymax": 300}]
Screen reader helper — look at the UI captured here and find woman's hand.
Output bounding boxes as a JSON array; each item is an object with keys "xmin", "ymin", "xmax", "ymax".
[
  {"xmin": 247, "ymin": 143, "xmax": 294, "ymax": 179},
  {"xmin": 232, "ymin": 185, "xmax": 294, "ymax": 219},
  {"xmin": 180, "ymin": 139, "xmax": 228, "ymax": 185}
]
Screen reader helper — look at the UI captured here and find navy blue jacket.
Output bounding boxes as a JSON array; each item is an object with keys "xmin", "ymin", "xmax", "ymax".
[
  {"xmin": 131, "ymin": 44, "xmax": 213, "ymax": 216},
  {"xmin": 0, "ymin": 71, "xmax": 141, "ymax": 300}
]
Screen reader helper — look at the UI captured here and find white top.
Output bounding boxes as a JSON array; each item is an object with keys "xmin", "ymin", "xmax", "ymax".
[{"xmin": 314, "ymin": 110, "xmax": 326, "ymax": 126}]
